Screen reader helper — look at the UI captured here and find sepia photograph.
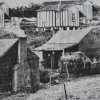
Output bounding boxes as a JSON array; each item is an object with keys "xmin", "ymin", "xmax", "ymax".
[{"xmin": 0, "ymin": 0, "xmax": 100, "ymax": 99}]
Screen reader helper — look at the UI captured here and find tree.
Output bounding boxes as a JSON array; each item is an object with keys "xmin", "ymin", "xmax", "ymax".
[{"xmin": 9, "ymin": 3, "xmax": 41, "ymax": 18}]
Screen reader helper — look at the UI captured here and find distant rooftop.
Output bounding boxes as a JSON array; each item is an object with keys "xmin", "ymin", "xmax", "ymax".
[
  {"xmin": 43, "ymin": 0, "xmax": 88, "ymax": 6},
  {"xmin": 38, "ymin": 0, "xmax": 93, "ymax": 12},
  {"xmin": 37, "ymin": 4, "xmax": 74, "ymax": 11}
]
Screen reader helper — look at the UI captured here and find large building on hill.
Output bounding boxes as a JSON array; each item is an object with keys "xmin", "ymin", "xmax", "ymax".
[
  {"xmin": 37, "ymin": 5, "xmax": 85, "ymax": 30},
  {"xmin": 37, "ymin": 0, "xmax": 97, "ymax": 31},
  {"xmin": 43, "ymin": 0, "xmax": 97, "ymax": 21}
]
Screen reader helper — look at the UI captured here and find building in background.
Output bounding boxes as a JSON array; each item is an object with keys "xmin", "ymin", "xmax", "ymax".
[
  {"xmin": 0, "ymin": 7, "xmax": 5, "ymax": 28},
  {"xmin": 37, "ymin": 4, "xmax": 85, "ymax": 31},
  {"xmin": 0, "ymin": 3, "xmax": 9, "ymax": 15},
  {"xmin": 44, "ymin": 0, "xmax": 97, "ymax": 21},
  {"xmin": 37, "ymin": 0, "xmax": 97, "ymax": 31},
  {"xmin": 35, "ymin": 26, "xmax": 97, "ymax": 69},
  {"xmin": 0, "ymin": 2, "xmax": 9, "ymax": 28}
]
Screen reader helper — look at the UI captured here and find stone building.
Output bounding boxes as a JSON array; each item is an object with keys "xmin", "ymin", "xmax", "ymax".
[{"xmin": 0, "ymin": 28, "xmax": 40, "ymax": 92}]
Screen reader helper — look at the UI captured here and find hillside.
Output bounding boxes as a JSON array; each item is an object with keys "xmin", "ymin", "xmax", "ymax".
[{"xmin": 25, "ymin": 30, "xmax": 53, "ymax": 49}]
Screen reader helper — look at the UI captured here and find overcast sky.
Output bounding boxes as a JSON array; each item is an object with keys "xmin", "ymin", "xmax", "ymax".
[{"xmin": 1, "ymin": 0, "xmax": 100, "ymax": 8}]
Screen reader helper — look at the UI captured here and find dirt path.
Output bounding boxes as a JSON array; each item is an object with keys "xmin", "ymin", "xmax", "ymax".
[
  {"xmin": 27, "ymin": 75, "xmax": 100, "ymax": 100},
  {"xmin": 2, "ymin": 75, "xmax": 100, "ymax": 100}
]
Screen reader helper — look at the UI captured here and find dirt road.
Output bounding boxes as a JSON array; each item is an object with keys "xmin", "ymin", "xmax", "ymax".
[{"xmin": 2, "ymin": 75, "xmax": 100, "ymax": 100}]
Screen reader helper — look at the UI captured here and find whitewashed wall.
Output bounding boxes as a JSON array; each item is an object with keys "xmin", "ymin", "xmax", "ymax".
[
  {"xmin": 37, "ymin": 10, "xmax": 56, "ymax": 27},
  {"xmin": 76, "ymin": 1, "xmax": 93, "ymax": 20},
  {"xmin": 56, "ymin": 11, "xmax": 60, "ymax": 27},
  {"xmin": 37, "ymin": 6, "xmax": 80, "ymax": 28},
  {"xmin": 0, "ymin": 9, "xmax": 4, "ymax": 28},
  {"xmin": 65, "ymin": 6, "xmax": 79, "ymax": 27},
  {"xmin": 83, "ymin": 1, "xmax": 93, "ymax": 20}
]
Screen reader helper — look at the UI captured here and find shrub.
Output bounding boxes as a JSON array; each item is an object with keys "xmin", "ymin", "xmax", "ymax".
[{"xmin": 39, "ymin": 69, "xmax": 50, "ymax": 83}]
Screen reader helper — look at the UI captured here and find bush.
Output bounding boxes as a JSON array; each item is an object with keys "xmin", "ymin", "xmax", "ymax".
[
  {"xmin": 67, "ymin": 60, "xmax": 100, "ymax": 77},
  {"xmin": 90, "ymin": 63, "xmax": 100, "ymax": 75},
  {"xmin": 39, "ymin": 69, "xmax": 50, "ymax": 83}
]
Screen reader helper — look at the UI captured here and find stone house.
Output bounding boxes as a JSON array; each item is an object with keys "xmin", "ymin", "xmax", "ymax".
[{"xmin": 0, "ymin": 28, "xmax": 40, "ymax": 92}]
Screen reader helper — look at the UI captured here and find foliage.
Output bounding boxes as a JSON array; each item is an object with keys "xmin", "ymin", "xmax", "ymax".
[
  {"xmin": 25, "ymin": 29, "xmax": 53, "ymax": 48},
  {"xmin": 20, "ymin": 21, "xmax": 36, "ymax": 30},
  {"xmin": 63, "ymin": 58, "xmax": 100, "ymax": 77},
  {"xmin": 39, "ymin": 69, "xmax": 50, "ymax": 83},
  {"xmin": 67, "ymin": 59, "xmax": 91, "ymax": 76},
  {"xmin": 9, "ymin": 3, "xmax": 41, "ymax": 18}
]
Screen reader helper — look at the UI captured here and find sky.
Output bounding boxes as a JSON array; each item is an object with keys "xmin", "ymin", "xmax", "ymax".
[{"xmin": 1, "ymin": 0, "xmax": 100, "ymax": 8}]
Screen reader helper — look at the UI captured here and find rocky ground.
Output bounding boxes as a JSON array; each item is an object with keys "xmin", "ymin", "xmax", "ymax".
[{"xmin": 2, "ymin": 75, "xmax": 100, "ymax": 100}]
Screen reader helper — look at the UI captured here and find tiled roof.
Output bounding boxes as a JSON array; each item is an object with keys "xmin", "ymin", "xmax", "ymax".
[{"xmin": 0, "ymin": 39, "xmax": 18, "ymax": 57}]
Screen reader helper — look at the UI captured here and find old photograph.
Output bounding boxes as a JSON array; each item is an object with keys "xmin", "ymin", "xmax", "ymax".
[{"xmin": 0, "ymin": 0, "xmax": 100, "ymax": 100}]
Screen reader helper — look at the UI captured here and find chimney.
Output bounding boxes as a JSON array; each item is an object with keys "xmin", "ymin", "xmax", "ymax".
[
  {"xmin": 18, "ymin": 37, "xmax": 27, "ymax": 63},
  {"xmin": 14, "ymin": 28, "xmax": 27, "ymax": 63}
]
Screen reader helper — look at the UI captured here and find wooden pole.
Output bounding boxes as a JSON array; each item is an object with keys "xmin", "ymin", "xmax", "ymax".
[
  {"xmin": 63, "ymin": 49, "xmax": 64, "ymax": 56},
  {"xmin": 84, "ymin": 61, "xmax": 85, "ymax": 69},
  {"xmin": 64, "ymin": 83, "xmax": 67, "ymax": 99},
  {"xmin": 50, "ymin": 50, "xmax": 53, "ymax": 84},
  {"xmin": 66, "ymin": 62, "xmax": 69, "ymax": 80}
]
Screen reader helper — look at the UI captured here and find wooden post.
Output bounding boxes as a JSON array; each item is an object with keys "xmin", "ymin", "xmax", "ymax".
[
  {"xmin": 50, "ymin": 51, "xmax": 53, "ymax": 84},
  {"xmin": 50, "ymin": 56, "xmax": 52, "ymax": 84},
  {"xmin": 62, "ymin": 49, "xmax": 65, "ymax": 56},
  {"xmin": 66, "ymin": 62, "xmax": 69, "ymax": 80},
  {"xmin": 83, "ymin": 61, "xmax": 85, "ymax": 69},
  {"xmin": 13, "ymin": 70, "xmax": 18, "ymax": 92},
  {"xmin": 64, "ymin": 83, "xmax": 67, "ymax": 99}
]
